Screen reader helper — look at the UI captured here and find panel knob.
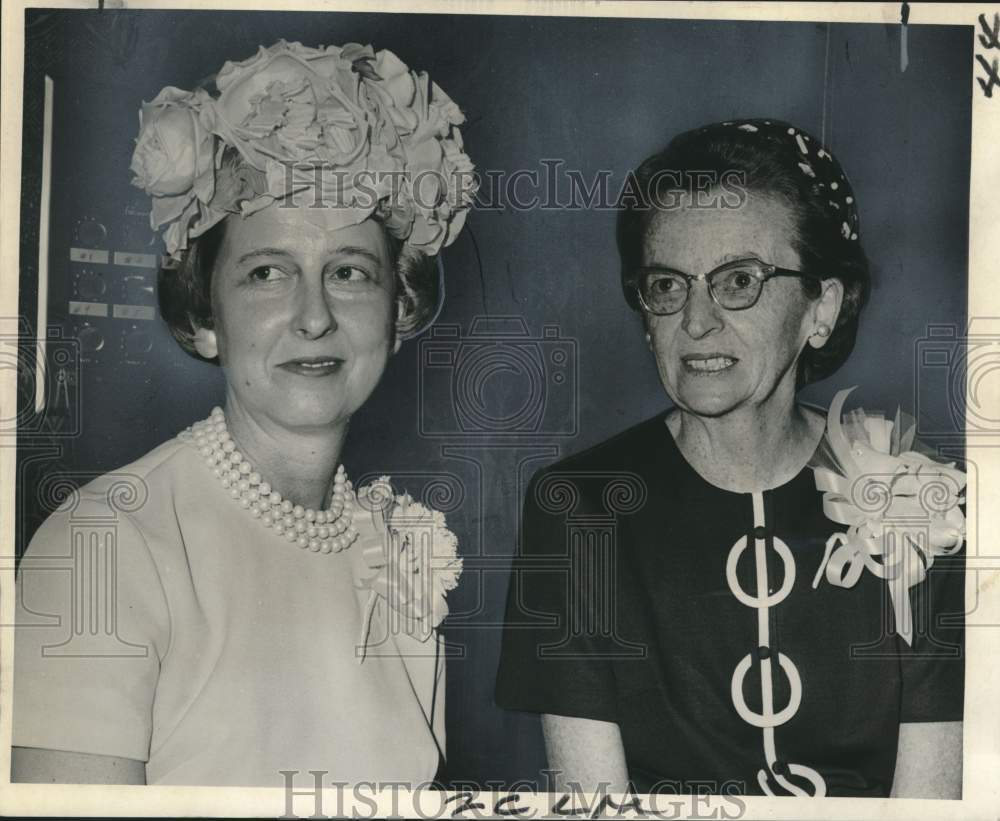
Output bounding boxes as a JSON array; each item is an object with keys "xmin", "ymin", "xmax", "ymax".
[
  {"xmin": 123, "ymin": 327, "xmax": 153, "ymax": 359},
  {"xmin": 77, "ymin": 324, "xmax": 104, "ymax": 353},
  {"xmin": 75, "ymin": 270, "xmax": 106, "ymax": 301}
]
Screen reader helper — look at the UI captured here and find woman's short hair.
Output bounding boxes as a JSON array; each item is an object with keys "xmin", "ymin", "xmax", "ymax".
[
  {"xmin": 616, "ymin": 119, "xmax": 871, "ymax": 388},
  {"xmin": 158, "ymin": 212, "xmax": 440, "ymax": 364}
]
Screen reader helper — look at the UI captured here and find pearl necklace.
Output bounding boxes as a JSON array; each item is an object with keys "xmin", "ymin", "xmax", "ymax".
[{"xmin": 178, "ymin": 407, "xmax": 360, "ymax": 554}]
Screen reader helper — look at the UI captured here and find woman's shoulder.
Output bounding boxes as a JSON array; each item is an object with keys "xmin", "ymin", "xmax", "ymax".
[
  {"xmin": 25, "ymin": 433, "xmax": 197, "ymax": 557},
  {"xmin": 534, "ymin": 410, "xmax": 673, "ymax": 479},
  {"xmin": 521, "ymin": 412, "xmax": 673, "ymax": 523},
  {"xmin": 77, "ymin": 435, "xmax": 192, "ymax": 494}
]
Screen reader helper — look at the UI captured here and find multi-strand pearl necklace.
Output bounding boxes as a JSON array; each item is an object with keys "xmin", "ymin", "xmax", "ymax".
[{"xmin": 178, "ymin": 407, "xmax": 360, "ymax": 554}]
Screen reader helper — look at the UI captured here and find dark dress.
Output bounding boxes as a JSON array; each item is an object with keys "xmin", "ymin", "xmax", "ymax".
[{"xmin": 495, "ymin": 411, "xmax": 964, "ymax": 797}]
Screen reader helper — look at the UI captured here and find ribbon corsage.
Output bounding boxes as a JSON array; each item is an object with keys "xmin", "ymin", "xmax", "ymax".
[
  {"xmin": 355, "ymin": 478, "xmax": 462, "ymax": 662},
  {"xmin": 811, "ymin": 387, "xmax": 965, "ymax": 645}
]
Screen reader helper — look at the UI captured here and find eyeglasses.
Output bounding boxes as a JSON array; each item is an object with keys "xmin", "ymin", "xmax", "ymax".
[{"xmin": 634, "ymin": 258, "xmax": 821, "ymax": 315}]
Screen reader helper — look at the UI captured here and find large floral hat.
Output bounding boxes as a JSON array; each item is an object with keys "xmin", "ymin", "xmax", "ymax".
[{"xmin": 130, "ymin": 40, "xmax": 477, "ymax": 258}]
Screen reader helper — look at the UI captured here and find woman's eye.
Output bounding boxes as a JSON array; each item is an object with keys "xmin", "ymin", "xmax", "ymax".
[
  {"xmin": 329, "ymin": 265, "xmax": 371, "ymax": 284},
  {"xmin": 247, "ymin": 265, "xmax": 286, "ymax": 283},
  {"xmin": 719, "ymin": 270, "xmax": 755, "ymax": 291},
  {"xmin": 651, "ymin": 276, "xmax": 681, "ymax": 293}
]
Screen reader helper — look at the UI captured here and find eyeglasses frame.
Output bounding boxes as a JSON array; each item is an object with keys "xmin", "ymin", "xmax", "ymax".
[{"xmin": 634, "ymin": 257, "xmax": 824, "ymax": 316}]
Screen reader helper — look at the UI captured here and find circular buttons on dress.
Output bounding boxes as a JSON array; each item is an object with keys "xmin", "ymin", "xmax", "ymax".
[
  {"xmin": 753, "ymin": 525, "xmax": 769, "ymax": 540},
  {"xmin": 771, "ymin": 760, "xmax": 789, "ymax": 776},
  {"xmin": 757, "ymin": 645, "xmax": 771, "ymax": 660}
]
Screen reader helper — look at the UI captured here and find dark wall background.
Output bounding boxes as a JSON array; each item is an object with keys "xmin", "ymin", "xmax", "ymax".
[{"xmin": 17, "ymin": 10, "xmax": 971, "ymax": 787}]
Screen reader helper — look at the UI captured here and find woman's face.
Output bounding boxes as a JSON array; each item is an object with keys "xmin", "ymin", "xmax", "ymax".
[
  {"xmin": 197, "ymin": 205, "xmax": 397, "ymax": 432},
  {"xmin": 641, "ymin": 191, "xmax": 828, "ymax": 418}
]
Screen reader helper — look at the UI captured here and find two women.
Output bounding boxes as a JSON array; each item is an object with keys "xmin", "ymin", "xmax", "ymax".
[
  {"xmin": 11, "ymin": 38, "xmax": 965, "ymax": 796},
  {"xmin": 13, "ymin": 40, "xmax": 474, "ymax": 786},
  {"xmin": 496, "ymin": 120, "xmax": 965, "ymax": 798}
]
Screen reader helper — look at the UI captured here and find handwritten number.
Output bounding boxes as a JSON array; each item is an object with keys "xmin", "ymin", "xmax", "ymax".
[
  {"xmin": 978, "ymin": 13, "xmax": 1000, "ymax": 49},
  {"xmin": 976, "ymin": 55, "xmax": 1000, "ymax": 98},
  {"xmin": 977, "ymin": 14, "xmax": 1000, "ymax": 97}
]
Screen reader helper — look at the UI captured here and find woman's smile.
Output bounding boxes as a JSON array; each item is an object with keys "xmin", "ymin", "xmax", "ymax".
[
  {"xmin": 681, "ymin": 354, "xmax": 739, "ymax": 375},
  {"xmin": 277, "ymin": 356, "xmax": 347, "ymax": 377}
]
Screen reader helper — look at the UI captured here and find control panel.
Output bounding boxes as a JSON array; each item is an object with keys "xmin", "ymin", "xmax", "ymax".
[{"xmin": 67, "ymin": 208, "xmax": 163, "ymax": 366}]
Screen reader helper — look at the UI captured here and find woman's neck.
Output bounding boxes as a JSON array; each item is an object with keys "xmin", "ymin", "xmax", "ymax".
[
  {"xmin": 221, "ymin": 402, "xmax": 349, "ymax": 511},
  {"xmin": 667, "ymin": 394, "xmax": 825, "ymax": 494}
]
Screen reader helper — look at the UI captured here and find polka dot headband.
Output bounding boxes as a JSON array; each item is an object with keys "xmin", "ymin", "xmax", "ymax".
[{"xmin": 695, "ymin": 119, "xmax": 860, "ymax": 243}]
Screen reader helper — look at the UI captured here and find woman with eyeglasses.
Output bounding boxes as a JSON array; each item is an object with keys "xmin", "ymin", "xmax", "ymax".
[{"xmin": 496, "ymin": 120, "xmax": 965, "ymax": 798}]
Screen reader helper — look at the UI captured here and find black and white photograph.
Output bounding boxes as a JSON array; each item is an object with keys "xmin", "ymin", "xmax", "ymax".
[{"xmin": 0, "ymin": 1, "xmax": 997, "ymax": 818}]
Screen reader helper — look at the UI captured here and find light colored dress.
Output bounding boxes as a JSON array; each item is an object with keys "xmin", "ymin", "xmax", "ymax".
[{"xmin": 13, "ymin": 429, "xmax": 453, "ymax": 786}]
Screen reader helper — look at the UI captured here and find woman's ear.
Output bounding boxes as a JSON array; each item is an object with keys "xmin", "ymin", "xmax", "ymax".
[
  {"xmin": 192, "ymin": 325, "xmax": 219, "ymax": 360},
  {"xmin": 808, "ymin": 278, "xmax": 845, "ymax": 349}
]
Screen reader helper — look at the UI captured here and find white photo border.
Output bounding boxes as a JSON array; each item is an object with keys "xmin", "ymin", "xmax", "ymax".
[{"xmin": 0, "ymin": 1, "xmax": 997, "ymax": 818}]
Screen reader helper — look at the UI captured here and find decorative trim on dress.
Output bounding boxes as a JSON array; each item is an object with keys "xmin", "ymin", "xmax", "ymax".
[{"xmin": 726, "ymin": 492, "xmax": 827, "ymax": 797}]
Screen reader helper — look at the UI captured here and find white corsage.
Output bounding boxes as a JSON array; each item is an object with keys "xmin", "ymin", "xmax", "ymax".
[
  {"xmin": 812, "ymin": 388, "xmax": 966, "ymax": 645},
  {"xmin": 355, "ymin": 477, "xmax": 462, "ymax": 662}
]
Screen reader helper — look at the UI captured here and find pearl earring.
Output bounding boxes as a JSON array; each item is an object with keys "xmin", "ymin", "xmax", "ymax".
[{"xmin": 815, "ymin": 324, "xmax": 831, "ymax": 338}]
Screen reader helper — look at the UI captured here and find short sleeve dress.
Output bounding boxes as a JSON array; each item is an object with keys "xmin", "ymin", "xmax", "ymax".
[
  {"xmin": 12, "ymin": 426, "xmax": 451, "ymax": 786},
  {"xmin": 495, "ymin": 411, "xmax": 964, "ymax": 797}
]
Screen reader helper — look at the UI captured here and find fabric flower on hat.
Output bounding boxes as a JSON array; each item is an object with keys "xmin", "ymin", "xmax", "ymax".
[
  {"xmin": 130, "ymin": 86, "xmax": 218, "ymax": 253},
  {"xmin": 130, "ymin": 40, "xmax": 477, "ymax": 258},
  {"xmin": 354, "ymin": 479, "xmax": 462, "ymax": 662},
  {"xmin": 811, "ymin": 387, "xmax": 966, "ymax": 645}
]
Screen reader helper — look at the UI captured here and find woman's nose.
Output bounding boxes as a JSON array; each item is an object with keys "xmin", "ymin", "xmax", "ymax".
[
  {"xmin": 294, "ymin": 274, "xmax": 338, "ymax": 339},
  {"xmin": 681, "ymin": 281, "xmax": 724, "ymax": 339}
]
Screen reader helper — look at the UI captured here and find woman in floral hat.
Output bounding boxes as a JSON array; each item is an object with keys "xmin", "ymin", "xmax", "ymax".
[
  {"xmin": 12, "ymin": 41, "xmax": 474, "ymax": 786},
  {"xmin": 496, "ymin": 120, "xmax": 966, "ymax": 798}
]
